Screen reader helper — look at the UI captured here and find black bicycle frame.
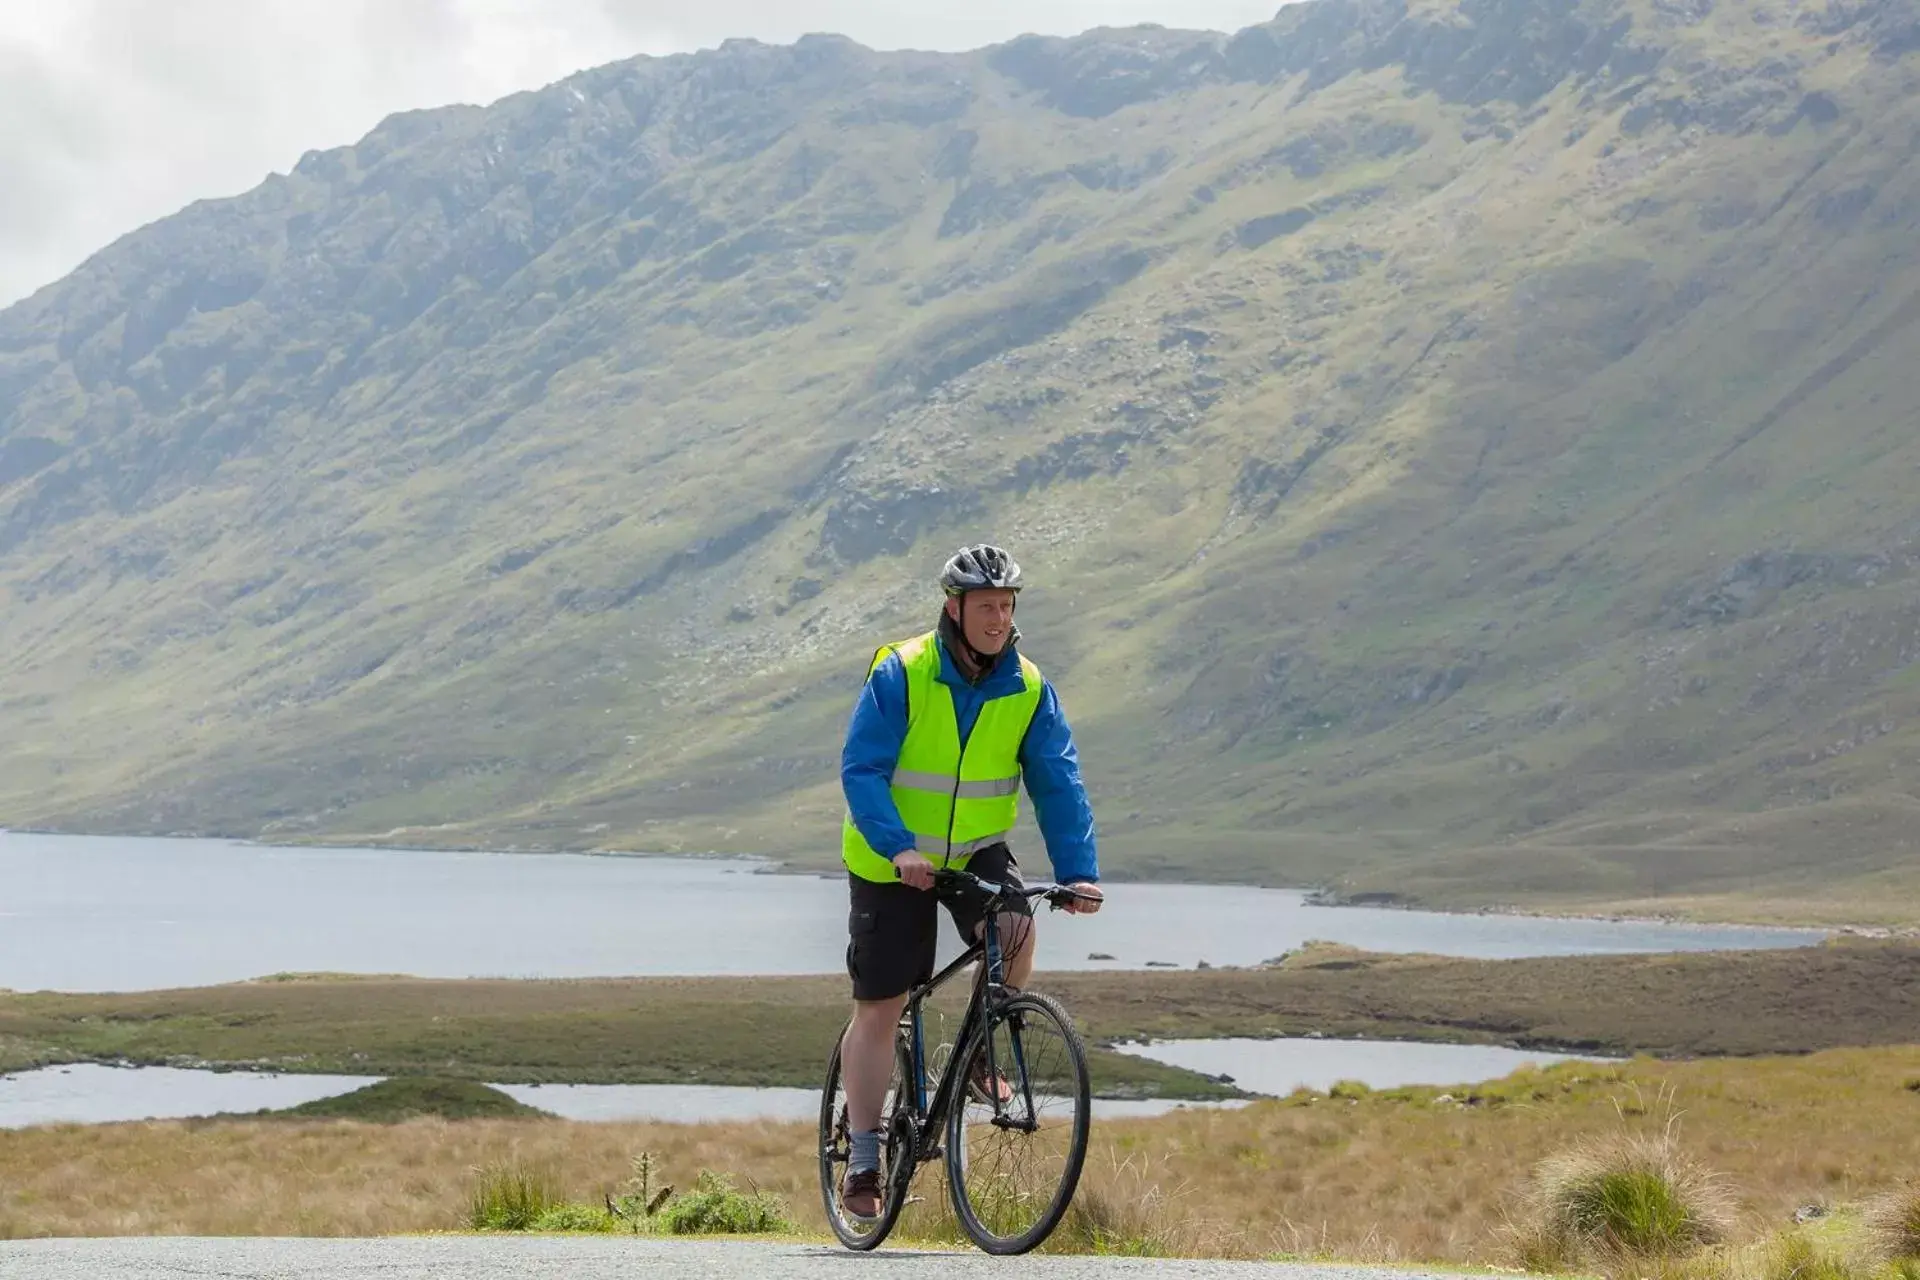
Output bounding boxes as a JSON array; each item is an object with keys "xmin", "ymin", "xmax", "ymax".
[{"xmin": 897, "ymin": 897, "xmax": 1015, "ymax": 1156}]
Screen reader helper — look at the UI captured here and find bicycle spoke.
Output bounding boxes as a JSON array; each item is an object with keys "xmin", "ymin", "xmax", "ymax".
[{"xmin": 945, "ymin": 993, "xmax": 1090, "ymax": 1254}]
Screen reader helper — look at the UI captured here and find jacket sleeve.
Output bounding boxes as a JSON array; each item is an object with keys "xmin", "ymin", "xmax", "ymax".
[
  {"xmin": 1020, "ymin": 680, "xmax": 1099, "ymax": 884},
  {"xmin": 841, "ymin": 652, "xmax": 917, "ymax": 860}
]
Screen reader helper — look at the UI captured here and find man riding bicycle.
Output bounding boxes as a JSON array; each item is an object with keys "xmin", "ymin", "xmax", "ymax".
[{"xmin": 836, "ymin": 542, "xmax": 1104, "ymax": 1220}]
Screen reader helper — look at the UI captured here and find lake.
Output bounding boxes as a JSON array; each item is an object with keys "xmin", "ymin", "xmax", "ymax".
[
  {"xmin": 1113, "ymin": 1037, "xmax": 1604, "ymax": 1096},
  {"xmin": 0, "ymin": 1031, "xmax": 1607, "ymax": 1129},
  {"xmin": 0, "ymin": 1063, "xmax": 1244, "ymax": 1128},
  {"xmin": 0, "ymin": 832, "xmax": 1821, "ymax": 993}
]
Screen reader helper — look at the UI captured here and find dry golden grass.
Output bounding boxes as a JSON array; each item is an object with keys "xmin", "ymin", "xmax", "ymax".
[
  {"xmin": 1507, "ymin": 1117, "xmax": 1736, "ymax": 1273},
  {"xmin": 1, "ymin": 1046, "xmax": 1915, "ymax": 1264},
  {"xmin": 1867, "ymin": 1181, "xmax": 1920, "ymax": 1263}
]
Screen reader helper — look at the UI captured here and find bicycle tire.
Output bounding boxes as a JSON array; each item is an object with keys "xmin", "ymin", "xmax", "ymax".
[
  {"xmin": 943, "ymin": 990, "xmax": 1091, "ymax": 1255},
  {"xmin": 818, "ymin": 1026, "xmax": 918, "ymax": 1250}
]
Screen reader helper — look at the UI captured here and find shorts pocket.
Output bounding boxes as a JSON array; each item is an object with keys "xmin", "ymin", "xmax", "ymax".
[{"xmin": 847, "ymin": 908, "xmax": 879, "ymax": 984}]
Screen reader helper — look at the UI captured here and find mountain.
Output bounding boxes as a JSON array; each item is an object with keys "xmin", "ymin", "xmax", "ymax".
[{"xmin": 4, "ymin": 0, "xmax": 1920, "ymax": 924}]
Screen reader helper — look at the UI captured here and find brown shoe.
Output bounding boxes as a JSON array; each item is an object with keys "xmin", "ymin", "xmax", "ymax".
[
  {"xmin": 968, "ymin": 1057, "xmax": 1014, "ymax": 1107},
  {"xmin": 841, "ymin": 1167, "xmax": 883, "ymax": 1222}
]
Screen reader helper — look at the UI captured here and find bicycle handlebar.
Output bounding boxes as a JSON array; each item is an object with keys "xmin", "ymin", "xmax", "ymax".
[{"xmin": 929, "ymin": 867, "xmax": 1097, "ymax": 911}]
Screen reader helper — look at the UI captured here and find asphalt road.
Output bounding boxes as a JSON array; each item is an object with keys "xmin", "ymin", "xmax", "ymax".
[{"xmin": 0, "ymin": 1237, "xmax": 1465, "ymax": 1279}]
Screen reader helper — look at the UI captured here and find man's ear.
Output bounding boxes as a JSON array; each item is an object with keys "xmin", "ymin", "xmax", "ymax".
[{"xmin": 943, "ymin": 596, "xmax": 960, "ymax": 624}]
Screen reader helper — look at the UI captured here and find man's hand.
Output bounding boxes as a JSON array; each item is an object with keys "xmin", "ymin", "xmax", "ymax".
[
  {"xmin": 892, "ymin": 852, "xmax": 936, "ymax": 890},
  {"xmin": 1062, "ymin": 882, "xmax": 1104, "ymax": 914}
]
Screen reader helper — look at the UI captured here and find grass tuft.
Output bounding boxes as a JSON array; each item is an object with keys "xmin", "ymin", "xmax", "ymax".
[
  {"xmin": 1516, "ymin": 1126, "xmax": 1732, "ymax": 1268},
  {"xmin": 467, "ymin": 1161, "xmax": 563, "ymax": 1231},
  {"xmin": 1868, "ymin": 1183, "xmax": 1920, "ymax": 1262},
  {"xmin": 652, "ymin": 1171, "xmax": 792, "ymax": 1236},
  {"xmin": 1053, "ymin": 1149, "xmax": 1212, "ymax": 1257},
  {"xmin": 1758, "ymin": 1229, "xmax": 1862, "ymax": 1280}
]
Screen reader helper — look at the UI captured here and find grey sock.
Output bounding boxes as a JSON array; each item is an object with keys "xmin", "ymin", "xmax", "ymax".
[{"xmin": 849, "ymin": 1128, "xmax": 882, "ymax": 1174}]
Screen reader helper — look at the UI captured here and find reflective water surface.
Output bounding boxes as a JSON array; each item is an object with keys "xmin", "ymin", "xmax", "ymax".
[
  {"xmin": 0, "ymin": 1064, "xmax": 1246, "ymax": 1129},
  {"xmin": 1114, "ymin": 1037, "xmax": 1608, "ymax": 1097},
  {"xmin": 0, "ymin": 832, "xmax": 1822, "ymax": 992}
]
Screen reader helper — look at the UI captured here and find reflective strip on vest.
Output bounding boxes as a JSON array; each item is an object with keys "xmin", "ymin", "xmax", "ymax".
[
  {"xmin": 912, "ymin": 833, "xmax": 1007, "ymax": 857},
  {"xmin": 842, "ymin": 631, "xmax": 1045, "ymax": 883},
  {"xmin": 891, "ymin": 768, "xmax": 1022, "ymax": 800}
]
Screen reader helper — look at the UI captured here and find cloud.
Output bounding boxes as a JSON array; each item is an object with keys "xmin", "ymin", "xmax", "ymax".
[{"xmin": 0, "ymin": 0, "xmax": 1283, "ymax": 308}]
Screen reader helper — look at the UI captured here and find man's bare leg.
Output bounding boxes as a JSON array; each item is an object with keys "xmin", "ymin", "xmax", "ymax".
[
  {"xmin": 977, "ymin": 911, "xmax": 1037, "ymax": 988},
  {"xmin": 842, "ymin": 993, "xmax": 907, "ymax": 1134}
]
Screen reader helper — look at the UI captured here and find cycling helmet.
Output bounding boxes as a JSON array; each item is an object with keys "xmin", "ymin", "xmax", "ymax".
[{"xmin": 940, "ymin": 543, "xmax": 1024, "ymax": 596}]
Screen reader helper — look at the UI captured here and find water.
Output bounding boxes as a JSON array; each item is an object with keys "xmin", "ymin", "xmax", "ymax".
[
  {"xmin": 0, "ymin": 1064, "xmax": 1246, "ymax": 1129},
  {"xmin": 0, "ymin": 1064, "xmax": 384, "ymax": 1126},
  {"xmin": 1114, "ymin": 1037, "xmax": 1607, "ymax": 1097},
  {"xmin": 0, "ymin": 832, "xmax": 1821, "ymax": 992}
]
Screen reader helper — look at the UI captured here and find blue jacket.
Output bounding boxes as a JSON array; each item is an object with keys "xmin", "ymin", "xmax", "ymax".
[{"xmin": 841, "ymin": 634, "xmax": 1099, "ymax": 885}]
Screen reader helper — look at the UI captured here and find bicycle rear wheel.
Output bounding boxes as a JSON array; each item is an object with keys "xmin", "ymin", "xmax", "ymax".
[
  {"xmin": 819, "ymin": 1026, "xmax": 917, "ymax": 1250},
  {"xmin": 943, "ymin": 991, "xmax": 1091, "ymax": 1255}
]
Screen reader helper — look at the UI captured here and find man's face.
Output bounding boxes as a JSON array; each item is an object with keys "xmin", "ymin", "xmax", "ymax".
[{"xmin": 949, "ymin": 589, "xmax": 1017, "ymax": 656}]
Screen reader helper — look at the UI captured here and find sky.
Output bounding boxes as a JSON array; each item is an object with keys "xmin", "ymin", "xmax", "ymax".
[{"xmin": 0, "ymin": 0, "xmax": 1285, "ymax": 309}]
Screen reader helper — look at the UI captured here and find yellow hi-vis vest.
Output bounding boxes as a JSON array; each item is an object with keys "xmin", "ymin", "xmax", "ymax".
[{"xmin": 842, "ymin": 631, "xmax": 1045, "ymax": 883}]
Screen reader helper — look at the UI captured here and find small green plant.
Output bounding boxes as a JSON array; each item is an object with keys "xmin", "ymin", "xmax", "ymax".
[
  {"xmin": 654, "ymin": 1172, "xmax": 793, "ymax": 1236},
  {"xmin": 530, "ymin": 1203, "xmax": 619, "ymax": 1234},
  {"xmin": 1328, "ymin": 1079, "xmax": 1372, "ymax": 1101},
  {"xmin": 1868, "ymin": 1182, "xmax": 1920, "ymax": 1262},
  {"xmin": 468, "ymin": 1161, "xmax": 563, "ymax": 1231},
  {"xmin": 607, "ymin": 1151, "xmax": 675, "ymax": 1230},
  {"xmin": 1515, "ymin": 1126, "xmax": 1731, "ymax": 1269}
]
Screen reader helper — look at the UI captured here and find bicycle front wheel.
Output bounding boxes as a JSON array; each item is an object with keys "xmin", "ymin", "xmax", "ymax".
[{"xmin": 943, "ymin": 991, "xmax": 1091, "ymax": 1255}]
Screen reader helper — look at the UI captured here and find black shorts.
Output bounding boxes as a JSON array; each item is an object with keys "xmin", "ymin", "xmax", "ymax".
[{"xmin": 845, "ymin": 843, "xmax": 1031, "ymax": 1002}]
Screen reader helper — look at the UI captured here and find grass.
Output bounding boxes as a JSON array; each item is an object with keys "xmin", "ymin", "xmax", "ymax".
[
  {"xmin": 468, "ymin": 1161, "xmax": 562, "ymax": 1230},
  {"xmin": 1867, "ymin": 1183, "xmax": 1920, "ymax": 1262},
  {"xmin": 0, "ymin": 1045, "xmax": 1914, "ymax": 1259},
  {"xmin": 1512, "ymin": 1119, "xmax": 1734, "ymax": 1271},
  {"xmin": 0, "ymin": 940, "xmax": 1910, "ymax": 1089}
]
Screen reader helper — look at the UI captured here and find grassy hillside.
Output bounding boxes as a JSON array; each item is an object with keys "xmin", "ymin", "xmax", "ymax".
[{"xmin": 3, "ymin": 0, "xmax": 1920, "ymax": 919}]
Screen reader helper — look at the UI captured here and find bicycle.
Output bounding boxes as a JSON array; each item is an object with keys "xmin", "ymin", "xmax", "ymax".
[{"xmin": 817, "ymin": 868, "xmax": 1096, "ymax": 1255}]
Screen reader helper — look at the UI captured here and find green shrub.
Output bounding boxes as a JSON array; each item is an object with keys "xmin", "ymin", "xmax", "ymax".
[
  {"xmin": 1327, "ymin": 1080, "xmax": 1371, "ymax": 1101},
  {"xmin": 654, "ymin": 1171, "xmax": 793, "ymax": 1236},
  {"xmin": 468, "ymin": 1161, "xmax": 563, "ymax": 1231},
  {"xmin": 530, "ymin": 1203, "xmax": 619, "ymax": 1234},
  {"xmin": 1516, "ymin": 1131, "xmax": 1731, "ymax": 1267}
]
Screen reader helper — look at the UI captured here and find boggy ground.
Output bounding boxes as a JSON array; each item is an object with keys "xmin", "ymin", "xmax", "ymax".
[
  {"xmin": 0, "ymin": 940, "xmax": 1912, "ymax": 1089},
  {"xmin": 1, "ymin": 1048, "xmax": 1915, "ymax": 1262}
]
